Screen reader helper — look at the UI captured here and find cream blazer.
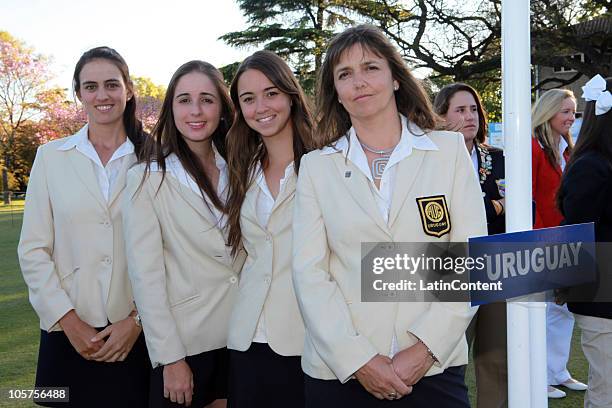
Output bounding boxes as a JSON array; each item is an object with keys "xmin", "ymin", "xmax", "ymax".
[
  {"xmin": 123, "ymin": 164, "xmax": 244, "ymax": 368},
  {"xmin": 18, "ymin": 137, "xmax": 136, "ymax": 332},
  {"xmin": 292, "ymin": 130, "xmax": 487, "ymax": 383},
  {"xmin": 227, "ymin": 172, "xmax": 305, "ymax": 356}
]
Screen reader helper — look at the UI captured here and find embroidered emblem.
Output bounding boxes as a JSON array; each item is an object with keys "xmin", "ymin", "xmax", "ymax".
[
  {"xmin": 478, "ymin": 144, "xmax": 493, "ymax": 185},
  {"xmin": 416, "ymin": 195, "xmax": 451, "ymax": 237}
]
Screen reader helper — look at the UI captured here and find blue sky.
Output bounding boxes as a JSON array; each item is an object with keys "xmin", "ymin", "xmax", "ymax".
[{"xmin": 1, "ymin": 0, "xmax": 255, "ymax": 90}]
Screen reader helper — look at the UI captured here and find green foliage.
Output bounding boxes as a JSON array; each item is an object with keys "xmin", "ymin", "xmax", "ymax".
[
  {"xmin": 219, "ymin": 62, "xmax": 242, "ymax": 87},
  {"xmin": 132, "ymin": 76, "xmax": 166, "ymax": 100},
  {"xmin": 220, "ymin": 0, "xmax": 361, "ymax": 93}
]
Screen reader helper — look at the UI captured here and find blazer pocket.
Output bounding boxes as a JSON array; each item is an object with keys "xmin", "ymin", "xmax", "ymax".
[
  {"xmin": 170, "ymin": 294, "xmax": 201, "ymax": 309},
  {"xmin": 59, "ymin": 266, "xmax": 79, "ymax": 296}
]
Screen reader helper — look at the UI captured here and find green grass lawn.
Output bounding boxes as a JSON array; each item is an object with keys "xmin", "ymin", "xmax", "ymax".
[
  {"xmin": 0, "ymin": 201, "xmax": 39, "ymax": 407},
  {"xmin": 0, "ymin": 200, "xmax": 590, "ymax": 407}
]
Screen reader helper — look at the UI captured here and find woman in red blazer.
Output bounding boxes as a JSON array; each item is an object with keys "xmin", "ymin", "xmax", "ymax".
[
  {"xmin": 531, "ymin": 88, "xmax": 588, "ymax": 399},
  {"xmin": 532, "ymin": 89, "xmax": 575, "ymax": 229}
]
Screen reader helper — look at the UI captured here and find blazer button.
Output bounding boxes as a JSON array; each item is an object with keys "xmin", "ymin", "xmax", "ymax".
[
  {"xmin": 103, "ymin": 257, "xmax": 112, "ymax": 265},
  {"xmin": 229, "ymin": 276, "xmax": 238, "ymax": 284},
  {"xmin": 265, "ymin": 235, "xmax": 272, "ymax": 243},
  {"xmin": 103, "ymin": 220, "xmax": 111, "ymax": 228}
]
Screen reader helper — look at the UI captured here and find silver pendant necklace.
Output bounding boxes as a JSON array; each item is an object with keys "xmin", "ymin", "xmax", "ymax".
[{"xmin": 359, "ymin": 139, "xmax": 396, "ymax": 180}]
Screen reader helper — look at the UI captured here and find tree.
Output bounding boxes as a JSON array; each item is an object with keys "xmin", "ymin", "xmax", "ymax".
[
  {"xmin": 0, "ymin": 31, "xmax": 53, "ymax": 203},
  {"xmin": 220, "ymin": 0, "xmax": 375, "ymax": 93},
  {"xmin": 132, "ymin": 76, "xmax": 165, "ymax": 132}
]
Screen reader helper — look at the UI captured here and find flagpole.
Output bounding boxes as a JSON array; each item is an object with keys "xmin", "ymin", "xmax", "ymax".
[{"xmin": 502, "ymin": 0, "xmax": 548, "ymax": 406}]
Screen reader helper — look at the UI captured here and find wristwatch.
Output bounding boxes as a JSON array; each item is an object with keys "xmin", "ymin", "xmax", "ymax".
[{"xmin": 132, "ymin": 313, "xmax": 142, "ymax": 328}]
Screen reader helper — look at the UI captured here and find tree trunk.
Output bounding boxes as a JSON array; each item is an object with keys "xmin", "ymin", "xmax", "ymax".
[{"xmin": 2, "ymin": 154, "xmax": 11, "ymax": 205}]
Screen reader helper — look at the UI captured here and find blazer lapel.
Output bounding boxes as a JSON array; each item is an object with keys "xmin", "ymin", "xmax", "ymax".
[
  {"xmin": 66, "ymin": 149, "xmax": 107, "ymax": 211},
  {"xmin": 388, "ymin": 150, "xmax": 426, "ymax": 227},
  {"xmin": 332, "ymin": 155, "xmax": 390, "ymax": 235},
  {"xmin": 269, "ymin": 173, "xmax": 296, "ymax": 217},
  {"xmin": 108, "ymin": 155, "xmax": 136, "ymax": 207},
  {"xmin": 241, "ymin": 181, "xmax": 260, "ymax": 228},
  {"xmin": 166, "ymin": 174, "xmax": 219, "ymax": 227}
]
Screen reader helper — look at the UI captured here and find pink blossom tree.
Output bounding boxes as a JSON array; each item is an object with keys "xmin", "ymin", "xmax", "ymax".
[{"xmin": 0, "ymin": 31, "xmax": 52, "ymax": 203}]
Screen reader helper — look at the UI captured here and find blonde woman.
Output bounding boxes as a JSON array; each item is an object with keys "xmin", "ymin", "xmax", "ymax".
[{"xmin": 532, "ymin": 89, "xmax": 587, "ymax": 399}]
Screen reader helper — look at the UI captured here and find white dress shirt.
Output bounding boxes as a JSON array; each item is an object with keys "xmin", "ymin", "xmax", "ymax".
[
  {"xmin": 57, "ymin": 124, "xmax": 135, "ymax": 202},
  {"xmin": 252, "ymin": 161, "xmax": 295, "ymax": 343},
  {"xmin": 470, "ymin": 145, "xmax": 479, "ymax": 176},
  {"xmin": 559, "ymin": 136, "xmax": 568, "ymax": 171},
  {"xmin": 321, "ymin": 114, "xmax": 439, "ymax": 356}
]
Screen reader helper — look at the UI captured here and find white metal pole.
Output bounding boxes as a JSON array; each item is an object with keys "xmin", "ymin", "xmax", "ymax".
[{"xmin": 502, "ymin": 0, "xmax": 547, "ymax": 407}]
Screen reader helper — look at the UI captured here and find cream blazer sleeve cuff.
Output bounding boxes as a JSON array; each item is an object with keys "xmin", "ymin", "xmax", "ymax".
[
  {"xmin": 123, "ymin": 168, "xmax": 186, "ymax": 367},
  {"xmin": 18, "ymin": 145, "xmax": 74, "ymax": 331},
  {"xmin": 292, "ymin": 156, "xmax": 378, "ymax": 383}
]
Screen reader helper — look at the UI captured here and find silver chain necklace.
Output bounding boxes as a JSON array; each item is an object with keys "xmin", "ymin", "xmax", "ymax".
[{"xmin": 358, "ymin": 139, "xmax": 397, "ymax": 181}]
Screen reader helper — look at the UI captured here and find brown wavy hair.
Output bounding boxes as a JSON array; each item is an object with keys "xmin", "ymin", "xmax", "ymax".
[
  {"xmin": 139, "ymin": 60, "xmax": 234, "ymax": 214},
  {"xmin": 315, "ymin": 24, "xmax": 437, "ymax": 146},
  {"xmin": 433, "ymin": 82, "xmax": 488, "ymax": 144},
  {"xmin": 225, "ymin": 50, "xmax": 314, "ymax": 255}
]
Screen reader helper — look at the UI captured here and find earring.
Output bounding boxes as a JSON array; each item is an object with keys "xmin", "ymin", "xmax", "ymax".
[
  {"xmin": 393, "ymin": 84, "xmax": 399, "ymax": 91},
  {"xmin": 338, "ymin": 99, "xmax": 343, "ymax": 104}
]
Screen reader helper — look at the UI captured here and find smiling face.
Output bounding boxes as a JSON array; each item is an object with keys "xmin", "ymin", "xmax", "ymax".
[
  {"xmin": 237, "ymin": 69, "xmax": 292, "ymax": 139},
  {"xmin": 444, "ymin": 90, "xmax": 480, "ymax": 146},
  {"xmin": 172, "ymin": 71, "xmax": 222, "ymax": 147},
  {"xmin": 333, "ymin": 44, "xmax": 398, "ymax": 122},
  {"xmin": 77, "ymin": 58, "xmax": 132, "ymax": 126},
  {"xmin": 549, "ymin": 97, "xmax": 576, "ymax": 136}
]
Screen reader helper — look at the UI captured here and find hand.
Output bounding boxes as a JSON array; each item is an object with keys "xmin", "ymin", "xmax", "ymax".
[
  {"xmin": 59, "ymin": 310, "xmax": 105, "ymax": 359},
  {"xmin": 163, "ymin": 359, "xmax": 194, "ymax": 406},
  {"xmin": 355, "ymin": 354, "xmax": 412, "ymax": 400},
  {"xmin": 89, "ymin": 316, "xmax": 142, "ymax": 362},
  {"xmin": 391, "ymin": 341, "xmax": 435, "ymax": 386}
]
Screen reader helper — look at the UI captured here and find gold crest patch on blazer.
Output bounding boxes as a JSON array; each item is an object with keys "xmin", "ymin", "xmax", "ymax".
[{"xmin": 416, "ymin": 195, "xmax": 451, "ymax": 237}]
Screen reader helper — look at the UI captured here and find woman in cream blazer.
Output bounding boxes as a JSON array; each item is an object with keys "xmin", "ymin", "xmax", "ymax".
[
  {"xmin": 123, "ymin": 61, "xmax": 243, "ymax": 408},
  {"xmin": 292, "ymin": 25, "xmax": 487, "ymax": 407},
  {"xmin": 224, "ymin": 51, "xmax": 315, "ymax": 408},
  {"xmin": 18, "ymin": 47, "xmax": 150, "ymax": 407}
]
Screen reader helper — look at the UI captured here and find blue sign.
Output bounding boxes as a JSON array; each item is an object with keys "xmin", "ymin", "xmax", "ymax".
[
  {"xmin": 468, "ymin": 223, "xmax": 596, "ymax": 305},
  {"xmin": 488, "ymin": 122, "xmax": 503, "ymax": 148}
]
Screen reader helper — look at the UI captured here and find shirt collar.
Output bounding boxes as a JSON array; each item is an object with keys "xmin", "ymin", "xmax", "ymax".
[
  {"xmin": 57, "ymin": 123, "xmax": 135, "ymax": 160},
  {"xmin": 57, "ymin": 124, "xmax": 89, "ymax": 151},
  {"xmin": 255, "ymin": 161, "xmax": 295, "ymax": 193},
  {"xmin": 320, "ymin": 114, "xmax": 438, "ymax": 158}
]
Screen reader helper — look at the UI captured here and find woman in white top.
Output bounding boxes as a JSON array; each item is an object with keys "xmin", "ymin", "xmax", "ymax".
[
  {"xmin": 224, "ymin": 50, "xmax": 315, "ymax": 408},
  {"xmin": 292, "ymin": 25, "xmax": 487, "ymax": 407},
  {"xmin": 123, "ymin": 60, "xmax": 243, "ymax": 408},
  {"xmin": 18, "ymin": 46, "xmax": 150, "ymax": 408}
]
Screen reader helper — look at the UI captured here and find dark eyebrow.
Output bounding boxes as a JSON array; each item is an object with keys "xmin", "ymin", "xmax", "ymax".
[
  {"xmin": 239, "ymin": 86, "xmax": 278, "ymax": 99},
  {"xmin": 175, "ymin": 92, "xmax": 217, "ymax": 99}
]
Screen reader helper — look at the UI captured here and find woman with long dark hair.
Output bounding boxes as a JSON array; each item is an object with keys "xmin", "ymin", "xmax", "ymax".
[
  {"xmin": 557, "ymin": 75, "xmax": 612, "ymax": 408},
  {"xmin": 224, "ymin": 50, "xmax": 315, "ymax": 408},
  {"xmin": 123, "ymin": 60, "xmax": 243, "ymax": 407},
  {"xmin": 18, "ymin": 46, "xmax": 150, "ymax": 407},
  {"xmin": 292, "ymin": 25, "xmax": 487, "ymax": 407}
]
